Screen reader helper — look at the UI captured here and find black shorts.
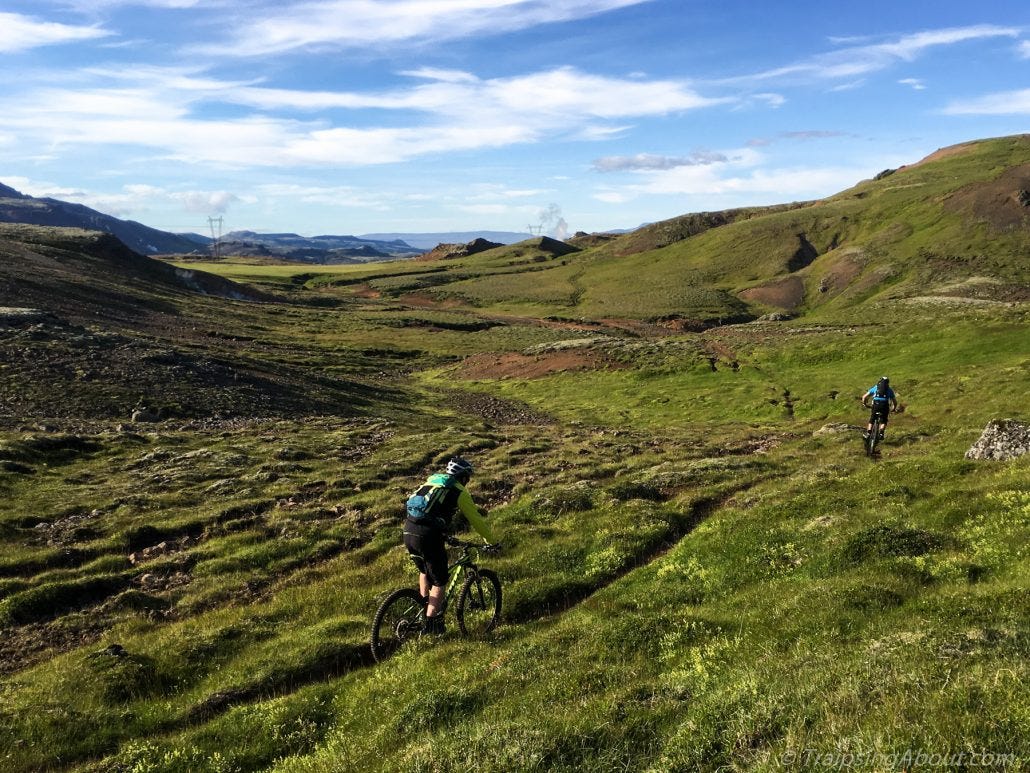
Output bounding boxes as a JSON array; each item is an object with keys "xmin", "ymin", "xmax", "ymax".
[
  {"xmin": 403, "ymin": 520, "xmax": 449, "ymax": 587},
  {"xmin": 869, "ymin": 405, "xmax": 890, "ymax": 424}
]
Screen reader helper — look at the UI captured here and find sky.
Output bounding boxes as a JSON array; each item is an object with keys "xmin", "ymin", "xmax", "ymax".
[{"xmin": 1, "ymin": 0, "xmax": 1029, "ymax": 238}]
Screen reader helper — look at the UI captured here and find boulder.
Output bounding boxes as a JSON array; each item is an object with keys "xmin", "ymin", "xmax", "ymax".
[{"xmin": 965, "ymin": 419, "xmax": 1030, "ymax": 460}]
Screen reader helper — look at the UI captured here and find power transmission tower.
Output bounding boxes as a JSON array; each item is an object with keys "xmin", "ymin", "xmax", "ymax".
[
  {"xmin": 526, "ymin": 223, "xmax": 543, "ymax": 236},
  {"xmin": 208, "ymin": 216, "xmax": 223, "ymax": 259}
]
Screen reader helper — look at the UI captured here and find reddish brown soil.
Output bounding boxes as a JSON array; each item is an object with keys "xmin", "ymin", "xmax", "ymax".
[
  {"xmin": 738, "ymin": 275, "xmax": 806, "ymax": 310},
  {"xmin": 817, "ymin": 252, "xmax": 864, "ymax": 296},
  {"xmin": 943, "ymin": 162, "xmax": 1030, "ymax": 231},
  {"xmin": 352, "ymin": 284, "xmax": 381, "ymax": 298},
  {"xmin": 455, "ymin": 350, "xmax": 626, "ymax": 380},
  {"xmin": 902, "ymin": 142, "xmax": 979, "ymax": 169}
]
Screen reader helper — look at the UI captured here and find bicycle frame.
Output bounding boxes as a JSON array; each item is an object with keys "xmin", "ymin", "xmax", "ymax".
[{"xmin": 441, "ymin": 544, "xmax": 480, "ymax": 609}]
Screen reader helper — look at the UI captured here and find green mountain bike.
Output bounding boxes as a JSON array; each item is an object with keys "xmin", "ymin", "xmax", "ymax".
[{"xmin": 370, "ymin": 538, "xmax": 502, "ymax": 663}]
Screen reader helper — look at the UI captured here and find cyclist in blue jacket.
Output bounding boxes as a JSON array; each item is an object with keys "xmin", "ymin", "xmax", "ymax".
[{"xmin": 862, "ymin": 376, "xmax": 898, "ymax": 441}]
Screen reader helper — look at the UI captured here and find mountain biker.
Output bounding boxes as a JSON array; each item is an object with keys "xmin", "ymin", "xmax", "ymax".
[
  {"xmin": 402, "ymin": 457, "xmax": 497, "ymax": 635},
  {"xmin": 862, "ymin": 376, "xmax": 898, "ymax": 441}
]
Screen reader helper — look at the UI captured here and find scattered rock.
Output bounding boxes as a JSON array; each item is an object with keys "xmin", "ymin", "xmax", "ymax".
[
  {"xmin": 274, "ymin": 446, "xmax": 312, "ymax": 461},
  {"xmin": 804, "ymin": 514, "xmax": 838, "ymax": 530},
  {"xmin": 965, "ymin": 418, "xmax": 1030, "ymax": 460},
  {"xmin": 756, "ymin": 312, "xmax": 795, "ymax": 322},
  {"xmin": 446, "ymin": 390, "xmax": 553, "ymax": 426},
  {"xmin": 131, "ymin": 407, "xmax": 161, "ymax": 423},
  {"xmin": 815, "ymin": 423, "xmax": 863, "ymax": 435},
  {"xmin": 128, "ymin": 536, "xmax": 194, "ymax": 565}
]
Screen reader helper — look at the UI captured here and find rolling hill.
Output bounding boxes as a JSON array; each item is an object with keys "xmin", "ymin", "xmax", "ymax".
[
  {"xmin": 298, "ymin": 134, "xmax": 1028, "ymax": 325},
  {"xmin": 0, "ymin": 184, "xmax": 205, "ymax": 256},
  {"xmin": 0, "ymin": 135, "xmax": 1027, "ymax": 772}
]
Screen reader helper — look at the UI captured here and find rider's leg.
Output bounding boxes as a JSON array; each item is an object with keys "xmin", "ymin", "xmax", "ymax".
[
  {"xmin": 418, "ymin": 573, "xmax": 430, "ymax": 600},
  {"xmin": 426, "ymin": 584, "xmax": 446, "ymax": 618}
]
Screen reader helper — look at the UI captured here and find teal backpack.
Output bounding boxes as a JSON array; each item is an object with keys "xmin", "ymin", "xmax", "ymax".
[{"xmin": 406, "ymin": 473, "xmax": 454, "ymax": 525}]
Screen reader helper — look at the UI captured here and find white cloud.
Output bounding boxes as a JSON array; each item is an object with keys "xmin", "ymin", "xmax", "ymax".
[
  {"xmin": 589, "ymin": 145, "xmax": 890, "ymax": 206},
  {"xmin": 593, "ymin": 151, "xmax": 727, "ymax": 172},
  {"xmin": 899, "ymin": 78, "xmax": 926, "ymax": 90},
  {"xmin": 0, "ymin": 66, "xmax": 721, "ymax": 169},
  {"xmin": 781, "ymin": 130, "xmax": 848, "ymax": 140},
  {"xmin": 1019, "ymin": 41, "xmax": 1030, "ymax": 59},
  {"xmin": 0, "ymin": 12, "xmax": 109, "ymax": 53},
  {"xmin": 829, "ymin": 80, "xmax": 866, "ymax": 92},
  {"xmin": 942, "ymin": 88, "xmax": 1030, "ymax": 115},
  {"xmin": 174, "ymin": 190, "xmax": 240, "ymax": 214},
  {"xmin": 729, "ymin": 24, "xmax": 1019, "ymax": 84},
  {"xmin": 1, "ymin": 178, "xmax": 243, "ymax": 219},
  {"xmin": 753, "ymin": 93, "xmax": 786, "ymax": 108},
  {"xmin": 208, "ymin": 0, "xmax": 653, "ymax": 57},
  {"xmin": 458, "ymin": 203, "xmax": 510, "ymax": 216},
  {"xmin": 64, "ymin": 0, "xmax": 205, "ymax": 7},
  {"xmin": 465, "ymin": 184, "xmax": 548, "ymax": 200}
]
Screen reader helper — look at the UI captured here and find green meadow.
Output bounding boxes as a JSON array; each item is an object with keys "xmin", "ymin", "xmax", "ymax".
[{"xmin": 1, "ymin": 136, "xmax": 1028, "ymax": 772}]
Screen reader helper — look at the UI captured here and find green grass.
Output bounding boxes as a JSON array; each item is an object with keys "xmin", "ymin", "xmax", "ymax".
[
  {"xmin": 1, "ymin": 298, "xmax": 1025, "ymax": 771},
  {"xmin": 1, "ymin": 137, "xmax": 1029, "ymax": 772}
]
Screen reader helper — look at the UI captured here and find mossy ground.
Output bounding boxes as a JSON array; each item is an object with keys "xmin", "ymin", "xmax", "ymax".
[
  {"xmin": 2, "ymin": 276, "xmax": 1027, "ymax": 771},
  {"xmin": 2, "ymin": 137, "xmax": 1029, "ymax": 772}
]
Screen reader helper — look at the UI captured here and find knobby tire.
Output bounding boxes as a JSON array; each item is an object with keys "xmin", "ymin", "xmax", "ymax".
[
  {"xmin": 370, "ymin": 588, "xmax": 424, "ymax": 663},
  {"xmin": 867, "ymin": 417, "xmax": 881, "ymax": 456},
  {"xmin": 456, "ymin": 568, "xmax": 502, "ymax": 638}
]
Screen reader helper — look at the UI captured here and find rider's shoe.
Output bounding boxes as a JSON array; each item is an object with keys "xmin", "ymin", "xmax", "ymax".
[
  {"xmin": 878, "ymin": 432, "xmax": 885, "ymax": 440},
  {"xmin": 862, "ymin": 431, "xmax": 870, "ymax": 440},
  {"xmin": 423, "ymin": 615, "xmax": 446, "ymax": 635}
]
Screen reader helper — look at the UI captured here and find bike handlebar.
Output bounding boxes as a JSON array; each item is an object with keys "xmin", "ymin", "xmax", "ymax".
[{"xmin": 446, "ymin": 537, "xmax": 501, "ymax": 553}]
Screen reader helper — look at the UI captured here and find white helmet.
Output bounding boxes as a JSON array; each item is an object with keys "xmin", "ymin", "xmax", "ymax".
[{"xmin": 446, "ymin": 457, "xmax": 474, "ymax": 477}]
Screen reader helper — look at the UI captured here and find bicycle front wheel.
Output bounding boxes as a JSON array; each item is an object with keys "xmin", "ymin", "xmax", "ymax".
[
  {"xmin": 370, "ymin": 588, "xmax": 424, "ymax": 663},
  {"xmin": 867, "ymin": 418, "xmax": 881, "ymax": 456},
  {"xmin": 456, "ymin": 569, "xmax": 502, "ymax": 638}
]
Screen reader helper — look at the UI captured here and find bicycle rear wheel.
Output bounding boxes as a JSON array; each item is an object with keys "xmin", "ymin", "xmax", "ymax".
[
  {"xmin": 370, "ymin": 588, "xmax": 424, "ymax": 663},
  {"xmin": 456, "ymin": 569, "xmax": 502, "ymax": 638}
]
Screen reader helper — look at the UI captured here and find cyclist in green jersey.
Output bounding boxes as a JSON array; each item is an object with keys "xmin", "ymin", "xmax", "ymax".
[{"xmin": 403, "ymin": 457, "xmax": 497, "ymax": 634}]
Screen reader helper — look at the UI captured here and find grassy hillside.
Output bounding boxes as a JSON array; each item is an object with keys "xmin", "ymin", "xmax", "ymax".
[
  {"xmin": 0, "ymin": 136, "xmax": 1028, "ymax": 772},
  {"xmin": 192, "ymin": 135, "xmax": 1027, "ymax": 325}
]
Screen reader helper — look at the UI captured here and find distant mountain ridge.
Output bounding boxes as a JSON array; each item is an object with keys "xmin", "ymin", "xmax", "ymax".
[
  {"xmin": 0, "ymin": 182, "xmax": 533, "ymax": 262},
  {"xmin": 221, "ymin": 230, "xmax": 420, "ymax": 262},
  {"xmin": 359, "ymin": 231, "xmax": 532, "ymax": 250},
  {"xmin": 0, "ymin": 183, "xmax": 203, "ymax": 256}
]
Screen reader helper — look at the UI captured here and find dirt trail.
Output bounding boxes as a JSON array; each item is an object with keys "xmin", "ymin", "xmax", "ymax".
[{"xmin": 505, "ymin": 479, "xmax": 768, "ymax": 624}]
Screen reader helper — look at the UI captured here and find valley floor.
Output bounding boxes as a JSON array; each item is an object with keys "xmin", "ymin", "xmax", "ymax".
[{"xmin": 1, "ymin": 257, "xmax": 1028, "ymax": 772}]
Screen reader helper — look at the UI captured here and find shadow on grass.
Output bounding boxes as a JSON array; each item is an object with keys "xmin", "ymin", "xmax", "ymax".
[
  {"xmin": 177, "ymin": 641, "xmax": 375, "ymax": 728},
  {"xmin": 506, "ymin": 482, "xmax": 764, "ymax": 624}
]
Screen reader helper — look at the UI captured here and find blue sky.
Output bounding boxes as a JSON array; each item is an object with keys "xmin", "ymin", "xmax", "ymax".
[{"xmin": 1, "ymin": 0, "xmax": 1028, "ymax": 238}]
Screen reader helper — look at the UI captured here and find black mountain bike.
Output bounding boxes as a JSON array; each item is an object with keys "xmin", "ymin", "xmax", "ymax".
[
  {"xmin": 865, "ymin": 408, "xmax": 894, "ymax": 456},
  {"xmin": 370, "ymin": 538, "xmax": 502, "ymax": 663}
]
